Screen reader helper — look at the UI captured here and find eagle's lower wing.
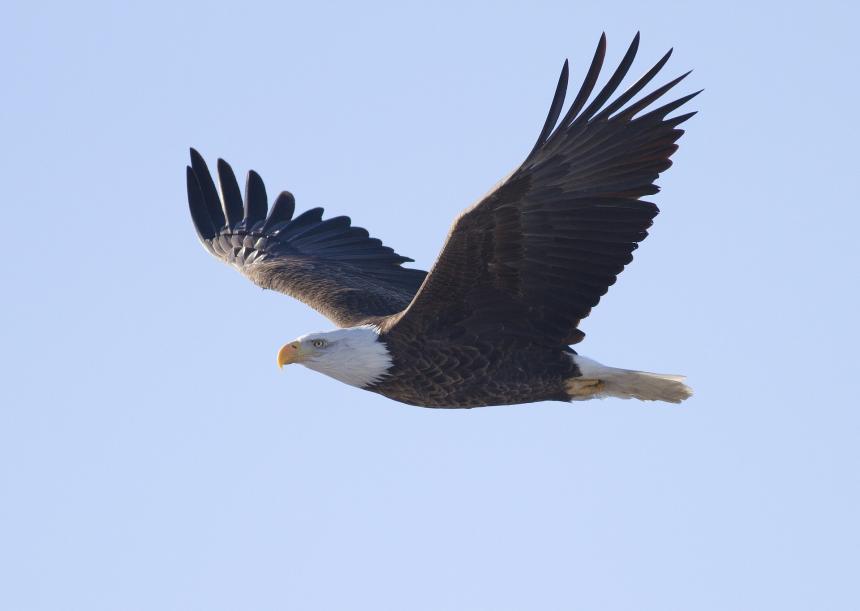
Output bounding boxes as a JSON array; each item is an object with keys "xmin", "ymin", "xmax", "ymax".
[
  {"xmin": 186, "ymin": 150, "xmax": 426, "ymax": 327},
  {"xmin": 385, "ymin": 33, "xmax": 698, "ymax": 345}
]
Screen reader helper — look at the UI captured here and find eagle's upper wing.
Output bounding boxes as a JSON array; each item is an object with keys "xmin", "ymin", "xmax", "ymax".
[
  {"xmin": 384, "ymin": 34, "xmax": 698, "ymax": 345},
  {"xmin": 186, "ymin": 150, "xmax": 427, "ymax": 327}
]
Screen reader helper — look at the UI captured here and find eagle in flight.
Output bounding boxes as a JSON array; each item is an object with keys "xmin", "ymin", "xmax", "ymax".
[{"xmin": 186, "ymin": 33, "xmax": 697, "ymax": 408}]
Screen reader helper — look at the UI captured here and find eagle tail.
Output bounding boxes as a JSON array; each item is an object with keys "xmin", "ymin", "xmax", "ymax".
[{"xmin": 567, "ymin": 355, "xmax": 692, "ymax": 404}]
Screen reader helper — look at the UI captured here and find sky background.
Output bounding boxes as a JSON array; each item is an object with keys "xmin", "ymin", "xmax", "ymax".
[{"xmin": 2, "ymin": 1, "xmax": 859, "ymax": 610}]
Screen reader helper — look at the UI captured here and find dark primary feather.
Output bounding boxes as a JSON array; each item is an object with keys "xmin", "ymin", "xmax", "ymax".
[
  {"xmin": 216, "ymin": 158, "xmax": 244, "ymax": 227},
  {"xmin": 186, "ymin": 151, "xmax": 427, "ymax": 327},
  {"xmin": 384, "ymin": 33, "xmax": 699, "ymax": 347}
]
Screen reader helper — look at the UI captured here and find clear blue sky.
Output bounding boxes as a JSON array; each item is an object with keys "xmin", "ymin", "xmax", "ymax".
[{"xmin": 2, "ymin": 1, "xmax": 858, "ymax": 610}]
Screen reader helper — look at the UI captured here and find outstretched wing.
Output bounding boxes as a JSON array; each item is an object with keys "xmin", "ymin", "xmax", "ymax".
[
  {"xmin": 186, "ymin": 149, "xmax": 427, "ymax": 327},
  {"xmin": 385, "ymin": 33, "xmax": 699, "ymax": 345}
]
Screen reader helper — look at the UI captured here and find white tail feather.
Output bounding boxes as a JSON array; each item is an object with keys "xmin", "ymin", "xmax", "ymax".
[{"xmin": 567, "ymin": 355, "xmax": 692, "ymax": 404}]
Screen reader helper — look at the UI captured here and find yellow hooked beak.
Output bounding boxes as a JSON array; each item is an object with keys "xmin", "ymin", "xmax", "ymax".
[{"xmin": 277, "ymin": 342, "xmax": 304, "ymax": 369}]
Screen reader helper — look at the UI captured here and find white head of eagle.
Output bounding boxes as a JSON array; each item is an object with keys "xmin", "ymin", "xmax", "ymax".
[{"xmin": 277, "ymin": 327, "xmax": 393, "ymax": 388}]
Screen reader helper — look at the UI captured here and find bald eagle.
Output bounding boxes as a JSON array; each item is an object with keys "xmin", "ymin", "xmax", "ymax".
[{"xmin": 186, "ymin": 34, "xmax": 697, "ymax": 408}]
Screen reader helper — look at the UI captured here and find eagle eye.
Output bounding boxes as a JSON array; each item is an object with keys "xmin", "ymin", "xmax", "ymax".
[{"xmin": 311, "ymin": 339, "xmax": 327, "ymax": 349}]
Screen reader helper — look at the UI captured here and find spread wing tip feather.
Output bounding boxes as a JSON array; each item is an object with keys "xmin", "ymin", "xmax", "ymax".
[
  {"xmin": 244, "ymin": 169, "xmax": 268, "ymax": 225},
  {"xmin": 186, "ymin": 165, "xmax": 217, "ymax": 241}
]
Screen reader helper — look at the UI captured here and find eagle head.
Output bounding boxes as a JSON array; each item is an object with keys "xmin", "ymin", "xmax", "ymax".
[{"xmin": 277, "ymin": 327, "xmax": 393, "ymax": 388}]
